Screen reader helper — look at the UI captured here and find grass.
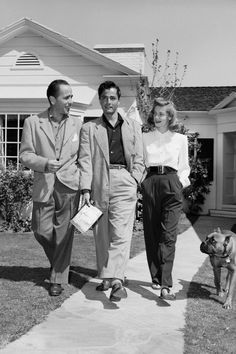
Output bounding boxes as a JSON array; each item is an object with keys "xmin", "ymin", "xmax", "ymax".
[
  {"xmin": 1, "ymin": 215, "xmax": 236, "ymax": 352},
  {"xmin": 184, "ymin": 215, "xmax": 236, "ymax": 354},
  {"xmin": 0, "ymin": 224, "xmax": 145, "ymax": 349}
]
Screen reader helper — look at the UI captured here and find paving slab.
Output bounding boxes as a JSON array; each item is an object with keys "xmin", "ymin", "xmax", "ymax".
[{"xmin": 0, "ymin": 225, "xmax": 206, "ymax": 354}]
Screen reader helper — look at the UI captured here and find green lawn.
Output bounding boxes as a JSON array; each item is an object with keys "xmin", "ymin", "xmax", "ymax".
[{"xmin": 184, "ymin": 216, "xmax": 236, "ymax": 354}]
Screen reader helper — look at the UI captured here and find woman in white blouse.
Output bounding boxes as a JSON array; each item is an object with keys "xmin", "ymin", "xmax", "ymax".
[{"xmin": 142, "ymin": 98, "xmax": 190, "ymax": 300}]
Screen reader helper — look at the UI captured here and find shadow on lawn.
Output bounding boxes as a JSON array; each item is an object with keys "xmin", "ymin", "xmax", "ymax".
[
  {"xmin": 178, "ymin": 278, "xmax": 224, "ymax": 305},
  {"xmin": 0, "ymin": 265, "xmax": 97, "ymax": 291}
]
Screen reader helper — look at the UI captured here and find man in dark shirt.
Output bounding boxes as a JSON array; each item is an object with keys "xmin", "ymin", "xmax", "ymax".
[{"xmin": 79, "ymin": 81, "xmax": 144, "ymax": 301}]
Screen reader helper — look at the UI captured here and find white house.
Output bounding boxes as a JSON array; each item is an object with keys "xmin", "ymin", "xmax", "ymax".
[
  {"xmin": 159, "ymin": 86, "xmax": 236, "ymax": 218},
  {"xmin": 0, "ymin": 18, "xmax": 144, "ymax": 169},
  {"xmin": 0, "ymin": 18, "xmax": 235, "ymax": 218}
]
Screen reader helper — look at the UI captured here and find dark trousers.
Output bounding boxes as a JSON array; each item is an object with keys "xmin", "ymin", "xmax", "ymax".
[
  {"xmin": 32, "ymin": 178, "xmax": 80, "ymax": 284},
  {"xmin": 141, "ymin": 172, "xmax": 182, "ymax": 288}
]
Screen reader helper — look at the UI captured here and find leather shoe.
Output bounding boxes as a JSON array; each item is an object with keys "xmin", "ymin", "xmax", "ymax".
[
  {"xmin": 160, "ymin": 287, "xmax": 176, "ymax": 301},
  {"xmin": 109, "ymin": 282, "xmax": 127, "ymax": 302},
  {"xmin": 109, "ymin": 293, "xmax": 121, "ymax": 302},
  {"xmin": 96, "ymin": 280, "xmax": 110, "ymax": 291},
  {"xmin": 49, "ymin": 283, "xmax": 63, "ymax": 296}
]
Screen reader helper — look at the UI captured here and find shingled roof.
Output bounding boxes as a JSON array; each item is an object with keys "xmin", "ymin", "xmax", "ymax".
[{"xmin": 150, "ymin": 86, "xmax": 236, "ymax": 111}]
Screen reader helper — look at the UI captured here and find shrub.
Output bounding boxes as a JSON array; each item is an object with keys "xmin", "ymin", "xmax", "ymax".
[
  {"xmin": 177, "ymin": 126, "xmax": 211, "ymax": 214},
  {"xmin": 0, "ymin": 163, "xmax": 33, "ymax": 232},
  {"xmin": 182, "ymin": 156, "xmax": 211, "ymax": 214}
]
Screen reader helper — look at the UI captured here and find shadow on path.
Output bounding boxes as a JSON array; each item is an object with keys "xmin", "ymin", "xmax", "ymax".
[
  {"xmin": 0, "ymin": 265, "xmax": 97, "ymax": 292},
  {"xmin": 79, "ymin": 278, "xmax": 173, "ymax": 309}
]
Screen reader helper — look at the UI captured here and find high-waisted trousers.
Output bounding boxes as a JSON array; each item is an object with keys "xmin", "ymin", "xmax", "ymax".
[
  {"xmin": 32, "ymin": 178, "xmax": 80, "ymax": 284},
  {"xmin": 141, "ymin": 172, "xmax": 182, "ymax": 288},
  {"xmin": 93, "ymin": 168, "xmax": 137, "ymax": 281}
]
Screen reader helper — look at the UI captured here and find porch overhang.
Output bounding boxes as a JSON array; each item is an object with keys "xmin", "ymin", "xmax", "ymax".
[{"xmin": 0, "ymin": 85, "xmax": 97, "ymax": 106}]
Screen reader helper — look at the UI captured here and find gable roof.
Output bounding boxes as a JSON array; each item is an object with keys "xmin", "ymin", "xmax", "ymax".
[
  {"xmin": 0, "ymin": 18, "xmax": 139, "ymax": 76},
  {"xmin": 151, "ymin": 86, "xmax": 236, "ymax": 111}
]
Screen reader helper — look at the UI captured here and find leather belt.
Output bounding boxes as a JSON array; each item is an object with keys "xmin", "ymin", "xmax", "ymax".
[
  {"xmin": 148, "ymin": 166, "xmax": 177, "ymax": 175},
  {"xmin": 109, "ymin": 164, "xmax": 127, "ymax": 170}
]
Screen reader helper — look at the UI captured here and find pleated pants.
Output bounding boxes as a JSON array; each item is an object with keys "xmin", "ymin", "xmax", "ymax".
[
  {"xmin": 93, "ymin": 168, "xmax": 137, "ymax": 281},
  {"xmin": 32, "ymin": 178, "xmax": 80, "ymax": 284},
  {"xmin": 141, "ymin": 171, "xmax": 182, "ymax": 288}
]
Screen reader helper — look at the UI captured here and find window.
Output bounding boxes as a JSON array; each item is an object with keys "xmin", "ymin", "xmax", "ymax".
[{"xmin": 0, "ymin": 114, "xmax": 32, "ymax": 170}]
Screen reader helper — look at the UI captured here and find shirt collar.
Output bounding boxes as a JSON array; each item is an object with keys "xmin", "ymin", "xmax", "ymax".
[
  {"xmin": 48, "ymin": 108, "xmax": 69, "ymax": 123},
  {"xmin": 153, "ymin": 129, "xmax": 171, "ymax": 136},
  {"xmin": 102, "ymin": 113, "xmax": 123, "ymax": 128}
]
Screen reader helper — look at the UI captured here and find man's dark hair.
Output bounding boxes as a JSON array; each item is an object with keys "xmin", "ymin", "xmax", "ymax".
[
  {"xmin": 98, "ymin": 81, "xmax": 121, "ymax": 99},
  {"xmin": 47, "ymin": 79, "xmax": 70, "ymax": 105}
]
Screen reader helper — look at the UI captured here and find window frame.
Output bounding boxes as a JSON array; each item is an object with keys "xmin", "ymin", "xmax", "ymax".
[{"xmin": 0, "ymin": 113, "xmax": 33, "ymax": 170}]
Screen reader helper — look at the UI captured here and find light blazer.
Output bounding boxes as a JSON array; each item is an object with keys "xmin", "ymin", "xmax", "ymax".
[
  {"xmin": 20, "ymin": 110, "xmax": 82, "ymax": 202},
  {"xmin": 79, "ymin": 115, "xmax": 144, "ymax": 211}
]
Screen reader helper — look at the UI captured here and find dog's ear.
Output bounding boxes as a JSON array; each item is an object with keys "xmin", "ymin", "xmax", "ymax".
[
  {"xmin": 222, "ymin": 235, "xmax": 231, "ymax": 256},
  {"xmin": 224, "ymin": 235, "xmax": 231, "ymax": 244}
]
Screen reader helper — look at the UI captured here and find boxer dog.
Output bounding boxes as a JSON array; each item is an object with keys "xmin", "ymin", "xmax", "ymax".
[{"xmin": 200, "ymin": 228, "xmax": 236, "ymax": 309}]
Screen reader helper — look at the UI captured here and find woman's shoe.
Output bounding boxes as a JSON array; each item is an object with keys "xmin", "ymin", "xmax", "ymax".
[
  {"xmin": 151, "ymin": 281, "xmax": 161, "ymax": 290},
  {"xmin": 160, "ymin": 287, "xmax": 176, "ymax": 301},
  {"xmin": 96, "ymin": 280, "xmax": 110, "ymax": 291}
]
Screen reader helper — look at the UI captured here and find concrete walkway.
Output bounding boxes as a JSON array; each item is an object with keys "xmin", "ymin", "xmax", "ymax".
[{"xmin": 1, "ymin": 225, "xmax": 207, "ymax": 354}]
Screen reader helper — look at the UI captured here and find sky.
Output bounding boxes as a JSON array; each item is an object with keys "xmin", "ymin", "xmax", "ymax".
[{"xmin": 0, "ymin": 0, "xmax": 235, "ymax": 87}]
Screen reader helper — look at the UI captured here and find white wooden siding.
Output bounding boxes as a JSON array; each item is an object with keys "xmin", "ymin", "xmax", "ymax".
[{"xmin": 0, "ymin": 30, "xmax": 122, "ymax": 87}]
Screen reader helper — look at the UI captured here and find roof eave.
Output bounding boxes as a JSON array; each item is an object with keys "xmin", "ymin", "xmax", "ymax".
[
  {"xmin": 211, "ymin": 92, "xmax": 236, "ymax": 110},
  {"xmin": 0, "ymin": 18, "xmax": 139, "ymax": 76},
  {"xmin": 209, "ymin": 106, "xmax": 236, "ymax": 115}
]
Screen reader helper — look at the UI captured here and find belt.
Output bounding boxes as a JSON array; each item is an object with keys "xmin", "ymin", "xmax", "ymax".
[
  {"xmin": 148, "ymin": 166, "xmax": 177, "ymax": 175},
  {"xmin": 109, "ymin": 164, "xmax": 127, "ymax": 170}
]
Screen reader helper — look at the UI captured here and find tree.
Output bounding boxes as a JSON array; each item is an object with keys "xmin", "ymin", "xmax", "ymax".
[{"xmin": 136, "ymin": 38, "xmax": 187, "ymax": 123}]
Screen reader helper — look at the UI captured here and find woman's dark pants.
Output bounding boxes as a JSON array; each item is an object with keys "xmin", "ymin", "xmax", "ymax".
[{"xmin": 141, "ymin": 171, "xmax": 182, "ymax": 288}]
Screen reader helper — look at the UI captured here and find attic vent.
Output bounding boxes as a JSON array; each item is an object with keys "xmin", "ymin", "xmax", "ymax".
[{"xmin": 16, "ymin": 53, "xmax": 40, "ymax": 66}]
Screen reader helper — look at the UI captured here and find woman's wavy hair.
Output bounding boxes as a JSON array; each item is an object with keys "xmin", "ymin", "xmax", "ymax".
[{"xmin": 146, "ymin": 97, "xmax": 178, "ymax": 132}]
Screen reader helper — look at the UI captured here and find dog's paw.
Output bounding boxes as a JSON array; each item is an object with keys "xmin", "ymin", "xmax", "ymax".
[{"xmin": 223, "ymin": 300, "xmax": 232, "ymax": 309}]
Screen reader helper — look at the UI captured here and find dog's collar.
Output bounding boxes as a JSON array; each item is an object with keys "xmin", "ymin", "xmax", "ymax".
[
  {"xmin": 213, "ymin": 252, "xmax": 231, "ymax": 262},
  {"xmin": 220, "ymin": 239, "xmax": 232, "ymax": 260}
]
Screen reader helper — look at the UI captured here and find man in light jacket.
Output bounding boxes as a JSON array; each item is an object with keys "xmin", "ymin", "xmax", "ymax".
[
  {"xmin": 20, "ymin": 79, "xmax": 81, "ymax": 296},
  {"xmin": 79, "ymin": 80, "xmax": 144, "ymax": 301}
]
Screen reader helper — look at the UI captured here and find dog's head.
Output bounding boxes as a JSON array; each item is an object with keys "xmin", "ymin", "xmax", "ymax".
[{"xmin": 200, "ymin": 227, "xmax": 233, "ymax": 257}]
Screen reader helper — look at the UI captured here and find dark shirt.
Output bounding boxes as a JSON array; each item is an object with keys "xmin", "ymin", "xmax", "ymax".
[
  {"xmin": 103, "ymin": 114, "xmax": 126, "ymax": 165},
  {"xmin": 81, "ymin": 114, "xmax": 126, "ymax": 194}
]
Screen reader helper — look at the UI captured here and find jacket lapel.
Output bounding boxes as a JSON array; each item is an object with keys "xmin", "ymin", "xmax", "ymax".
[
  {"xmin": 39, "ymin": 110, "xmax": 55, "ymax": 145},
  {"xmin": 63, "ymin": 116, "xmax": 75, "ymax": 146},
  {"xmin": 122, "ymin": 118, "xmax": 134, "ymax": 170},
  {"xmin": 94, "ymin": 118, "xmax": 109, "ymax": 165}
]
